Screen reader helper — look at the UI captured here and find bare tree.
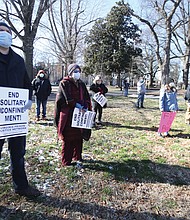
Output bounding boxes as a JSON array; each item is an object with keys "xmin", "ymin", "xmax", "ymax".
[
  {"xmin": 0, "ymin": 0, "xmax": 57, "ymax": 80},
  {"xmin": 172, "ymin": 0, "xmax": 190, "ymax": 88},
  {"xmin": 46, "ymin": 0, "xmax": 99, "ymax": 76},
  {"xmin": 131, "ymin": 0, "xmax": 182, "ymax": 84}
]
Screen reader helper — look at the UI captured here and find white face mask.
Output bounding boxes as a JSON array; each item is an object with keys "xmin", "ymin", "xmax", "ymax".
[
  {"xmin": 73, "ymin": 71, "xmax": 80, "ymax": 80},
  {"xmin": 0, "ymin": 31, "xmax": 12, "ymax": 48},
  {"xmin": 39, "ymin": 73, "xmax": 44, "ymax": 78}
]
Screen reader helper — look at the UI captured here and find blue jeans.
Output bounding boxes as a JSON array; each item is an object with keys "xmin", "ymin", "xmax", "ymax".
[
  {"xmin": 0, "ymin": 136, "xmax": 28, "ymax": 190},
  {"xmin": 35, "ymin": 98, "xmax": 47, "ymax": 118},
  {"xmin": 124, "ymin": 88, "xmax": 128, "ymax": 97},
  {"xmin": 137, "ymin": 93, "xmax": 145, "ymax": 107}
]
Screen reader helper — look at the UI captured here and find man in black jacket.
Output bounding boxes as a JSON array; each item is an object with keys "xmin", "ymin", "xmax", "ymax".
[
  {"xmin": 0, "ymin": 22, "xmax": 40, "ymax": 197},
  {"xmin": 32, "ymin": 70, "xmax": 52, "ymax": 121}
]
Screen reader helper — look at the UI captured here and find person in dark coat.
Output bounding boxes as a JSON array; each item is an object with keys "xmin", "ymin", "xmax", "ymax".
[
  {"xmin": 54, "ymin": 64, "xmax": 92, "ymax": 166},
  {"xmin": 32, "ymin": 70, "xmax": 52, "ymax": 121},
  {"xmin": 90, "ymin": 75, "xmax": 108, "ymax": 125},
  {"xmin": 0, "ymin": 22, "xmax": 40, "ymax": 197},
  {"xmin": 123, "ymin": 79, "xmax": 130, "ymax": 97}
]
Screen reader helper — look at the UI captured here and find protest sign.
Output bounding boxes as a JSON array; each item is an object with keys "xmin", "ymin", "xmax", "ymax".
[
  {"xmin": 93, "ymin": 92, "xmax": 107, "ymax": 107},
  {"xmin": 0, "ymin": 87, "xmax": 29, "ymax": 139},
  {"xmin": 71, "ymin": 108, "xmax": 96, "ymax": 129},
  {"xmin": 158, "ymin": 111, "xmax": 176, "ymax": 133}
]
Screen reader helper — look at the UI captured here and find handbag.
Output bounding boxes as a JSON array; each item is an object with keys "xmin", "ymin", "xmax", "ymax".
[{"xmin": 82, "ymin": 128, "xmax": 91, "ymax": 141}]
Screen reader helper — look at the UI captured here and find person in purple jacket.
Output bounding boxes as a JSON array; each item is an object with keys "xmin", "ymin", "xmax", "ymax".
[{"xmin": 0, "ymin": 21, "xmax": 40, "ymax": 197}]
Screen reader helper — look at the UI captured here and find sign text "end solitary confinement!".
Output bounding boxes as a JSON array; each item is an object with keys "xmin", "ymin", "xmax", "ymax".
[
  {"xmin": 0, "ymin": 87, "xmax": 29, "ymax": 139},
  {"xmin": 0, "ymin": 91, "xmax": 26, "ymax": 121}
]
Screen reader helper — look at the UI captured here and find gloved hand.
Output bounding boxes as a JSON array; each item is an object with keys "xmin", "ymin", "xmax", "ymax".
[
  {"xmin": 23, "ymin": 100, "xmax": 32, "ymax": 111},
  {"xmin": 75, "ymin": 103, "xmax": 83, "ymax": 110}
]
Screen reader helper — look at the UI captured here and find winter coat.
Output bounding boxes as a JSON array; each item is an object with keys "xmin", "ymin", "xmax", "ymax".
[
  {"xmin": 159, "ymin": 88, "xmax": 178, "ymax": 112},
  {"xmin": 0, "ymin": 48, "xmax": 32, "ymax": 99},
  {"xmin": 90, "ymin": 83, "xmax": 108, "ymax": 97},
  {"xmin": 54, "ymin": 77, "xmax": 91, "ymax": 140},
  {"xmin": 137, "ymin": 80, "xmax": 146, "ymax": 94},
  {"xmin": 32, "ymin": 77, "xmax": 52, "ymax": 101},
  {"xmin": 184, "ymin": 85, "xmax": 190, "ymax": 101}
]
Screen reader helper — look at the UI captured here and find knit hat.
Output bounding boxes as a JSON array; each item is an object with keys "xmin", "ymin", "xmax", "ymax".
[
  {"xmin": 93, "ymin": 75, "xmax": 102, "ymax": 83},
  {"xmin": 67, "ymin": 64, "xmax": 81, "ymax": 75},
  {"xmin": 0, "ymin": 22, "xmax": 12, "ymax": 34}
]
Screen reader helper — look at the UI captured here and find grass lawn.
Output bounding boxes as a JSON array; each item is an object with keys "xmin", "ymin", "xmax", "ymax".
[{"xmin": 0, "ymin": 91, "xmax": 190, "ymax": 220}]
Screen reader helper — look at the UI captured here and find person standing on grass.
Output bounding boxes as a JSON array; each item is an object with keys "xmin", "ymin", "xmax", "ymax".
[
  {"xmin": 90, "ymin": 75, "xmax": 108, "ymax": 125},
  {"xmin": 123, "ymin": 79, "xmax": 130, "ymax": 97},
  {"xmin": 0, "ymin": 21, "xmax": 40, "ymax": 197},
  {"xmin": 184, "ymin": 84, "xmax": 190, "ymax": 124},
  {"xmin": 158, "ymin": 81, "xmax": 178, "ymax": 137},
  {"xmin": 32, "ymin": 70, "xmax": 52, "ymax": 121},
  {"xmin": 136, "ymin": 77, "xmax": 146, "ymax": 108},
  {"xmin": 54, "ymin": 64, "xmax": 92, "ymax": 166}
]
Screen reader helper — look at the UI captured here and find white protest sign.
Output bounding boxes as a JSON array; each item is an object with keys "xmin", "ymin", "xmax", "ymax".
[
  {"xmin": 93, "ymin": 92, "xmax": 107, "ymax": 107},
  {"xmin": 71, "ymin": 108, "xmax": 96, "ymax": 129},
  {"xmin": 0, "ymin": 87, "xmax": 29, "ymax": 139}
]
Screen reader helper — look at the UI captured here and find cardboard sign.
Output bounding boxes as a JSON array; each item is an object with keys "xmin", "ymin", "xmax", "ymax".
[
  {"xmin": 158, "ymin": 111, "xmax": 176, "ymax": 133},
  {"xmin": 93, "ymin": 92, "xmax": 107, "ymax": 107},
  {"xmin": 71, "ymin": 108, "xmax": 96, "ymax": 129},
  {"xmin": 0, "ymin": 87, "xmax": 29, "ymax": 139}
]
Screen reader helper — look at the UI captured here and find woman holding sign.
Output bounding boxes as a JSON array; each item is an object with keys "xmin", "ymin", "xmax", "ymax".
[
  {"xmin": 90, "ymin": 75, "xmax": 108, "ymax": 126},
  {"xmin": 158, "ymin": 81, "xmax": 178, "ymax": 137},
  {"xmin": 54, "ymin": 64, "xmax": 92, "ymax": 166}
]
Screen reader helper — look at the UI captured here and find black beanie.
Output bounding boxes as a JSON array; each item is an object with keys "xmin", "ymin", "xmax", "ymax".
[{"xmin": 0, "ymin": 22, "xmax": 12, "ymax": 34}]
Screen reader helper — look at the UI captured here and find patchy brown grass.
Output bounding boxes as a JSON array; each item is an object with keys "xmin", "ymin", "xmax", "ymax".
[{"xmin": 0, "ymin": 88, "xmax": 190, "ymax": 220}]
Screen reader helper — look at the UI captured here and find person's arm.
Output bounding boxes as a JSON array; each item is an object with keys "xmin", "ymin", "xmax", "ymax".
[
  {"xmin": 90, "ymin": 84, "xmax": 100, "ymax": 93},
  {"xmin": 159, "ymin": 89, "xmax": 165, "ymax": 112}
]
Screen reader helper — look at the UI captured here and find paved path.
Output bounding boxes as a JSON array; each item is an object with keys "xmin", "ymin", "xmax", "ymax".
[{"xmin": 47, "ymin": 86, "xmax": 185, "ymax": 101}]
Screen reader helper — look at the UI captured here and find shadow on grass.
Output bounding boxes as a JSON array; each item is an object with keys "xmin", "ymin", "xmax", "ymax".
[
  {"xmin": 0, "ymin": 198, "xmax": 186, "ymax": 220},
  {"xmin": 84, "ymin": 159, "xmax": 190, "ymax": 186},
  {"xmin": 0, "ymin": 205, "xmax": 64, "ymax": 220},
  {"xmin": 101, "ymin": 122, "xmax": 183, "ymax": 133}
]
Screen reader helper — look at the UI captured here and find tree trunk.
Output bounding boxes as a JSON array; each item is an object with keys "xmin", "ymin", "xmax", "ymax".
[
  {"xmin": 183, "ymin": 51, "xmax": 190, "ymax": 89},
  {"xmin": 23, "ymin": 38, "xmax": 34, "ymax": 81}
]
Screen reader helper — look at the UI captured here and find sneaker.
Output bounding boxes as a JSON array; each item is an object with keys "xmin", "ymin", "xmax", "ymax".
[
  {"xmin": 15, "ymin": 185, "xmax": 41, "ymax": 197},
  {"xmin": 165, "ymin": 132, "xmax": 172, "ymax": 137},
  {"xmin": 158, "ymin": 132, "xmax": 164, "ymax": 138},
  {"xmin": 96, "ymin": 121, "xmax": 102, "ymax": 125},
  {"xmin": 35, "ymin": 117, "xmax": 40, "ymax": 121},
  {"xmin": 42, "ymin": 116, "xmax": 47, "ymax": 120}
]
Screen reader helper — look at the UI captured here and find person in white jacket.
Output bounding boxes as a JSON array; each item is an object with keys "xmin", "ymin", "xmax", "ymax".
[{"xmin": 136, "ymin": 77, "xmax": 146, "ymax": 108}]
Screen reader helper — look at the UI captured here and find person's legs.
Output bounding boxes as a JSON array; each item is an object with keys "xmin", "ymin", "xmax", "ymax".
[
  {"xmin": 92, "ymin": 101, "xmax": 98, "ymax": 123},
  {"xmin": 97, "ymin": 104, "xmax": 103, "ymax": 122},
  {"xmin": 73, "ymin": 138, "xmax": 83, "ymax": 161},
  {"xmin": 136, "ymin": 94, "xmax": 141, "ymax": 108},
  {"xmin": 42, "ymin": 100, "xmax": 47, "ymax": 119},
  {"xmin": 8, "ymin": 136, "xmax": 28, "ymax": 190},
  {"xmin": 35, "ymin": 98, "xmax": 41, "ymax": 120},
  {"xmin": 61, "ymin": 139, "xmax": 74, "ymax": 166},
  {"xmin": 140, "ymin": 94, "xmax": 145, "ymax": 107},
  {"xmin": 0, "ymin": 139, "xmax": 5, "ymax": 159},
  {"xmin": 124, "ymin": 88, "xmax": 128, "ymax": 97}
]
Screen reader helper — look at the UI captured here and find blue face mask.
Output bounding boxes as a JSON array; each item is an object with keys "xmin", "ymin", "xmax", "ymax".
[{"xmin": 0, "ymin": 31, "xmax": 12, "ymax": 48}]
